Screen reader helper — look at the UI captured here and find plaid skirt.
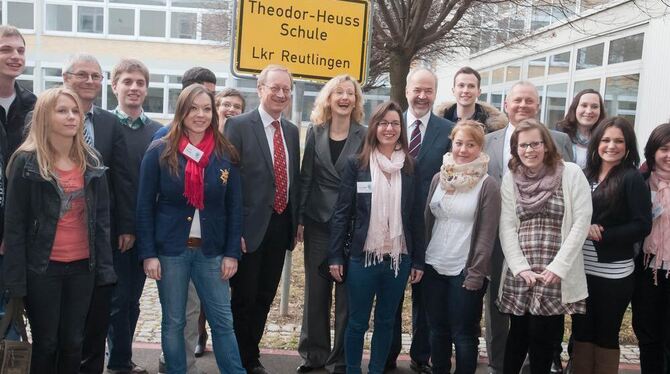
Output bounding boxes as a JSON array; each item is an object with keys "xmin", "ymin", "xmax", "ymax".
[{"xmin": 497, "ymin": 187, "xmax": 586, "ymax": 316}]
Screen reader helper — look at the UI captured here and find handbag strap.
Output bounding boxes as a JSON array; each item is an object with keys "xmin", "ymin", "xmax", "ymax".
[{"xmin": 0, "ymin": 298, "xmax": 29, "ymax": 341}]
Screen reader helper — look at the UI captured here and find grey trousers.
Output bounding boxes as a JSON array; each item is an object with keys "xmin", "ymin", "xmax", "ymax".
[
  {"xmin": 485, "ymin": 239, "xmax": 509, "ymax": 374},
  {"xmin": 297, "ymin": 220, "xmax": 347, "ymax": 372}
]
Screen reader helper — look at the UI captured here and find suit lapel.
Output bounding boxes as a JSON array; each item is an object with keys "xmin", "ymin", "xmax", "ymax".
[
  {"xmin": 401, "ymin": 170, "xmax": 411, "ymax": 213},
  {"xmin": 418, "ymin": 114, "xmax": 440, "ymax": 162},
  {"xmin": 250, "ymin": 110, "xmax": 274, "ymax": 175},
  {"xmin": 281, "ymin": 118, "xmax": 297, "ymax": 171},
  {"xmin": 314, "ymin": 124, "xmax": 339, "ymax": 177},
  {"xmin": 334, "ymin": 123, "xmax": 364, "ymax": 172}
]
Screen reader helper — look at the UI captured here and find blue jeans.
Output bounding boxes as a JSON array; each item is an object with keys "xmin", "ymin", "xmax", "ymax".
[
  {"xmin": 157, "ymin": 249, "xmax": 245, "ymax": 374},
  {"xmin": 107, "ymin": 247, "xmax": 147, "ymax": 370},
  {"xmin": 345, "ymin": 255, "xmax": 411, "ymax": 374},
  {"xmin": 422, "ymin": 266, "xmax": 487, "ymax": 374}
]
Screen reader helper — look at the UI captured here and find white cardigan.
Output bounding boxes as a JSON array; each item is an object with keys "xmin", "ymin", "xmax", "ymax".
[{"xmin": 499, "ymin": 161, "xmax": 592, "ymax": 304}]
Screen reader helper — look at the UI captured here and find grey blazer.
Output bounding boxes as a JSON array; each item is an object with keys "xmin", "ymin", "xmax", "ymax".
[
  {"xmin": 225, "ymin": 109, "xmax": 301, "ymax": 253},
  {"xmin": 484, "ymin": 125, "xmax": 574, "ymax": 184},
  {"xmin": 298, "ymin": 122, "xmax": 366, "ymax": 224}
]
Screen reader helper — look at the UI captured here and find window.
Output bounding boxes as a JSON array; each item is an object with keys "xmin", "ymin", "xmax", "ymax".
[
  {"xmin": 544, "ymin": 83, "xmax": 567, "ymax": 128},
  {"xmin": 172, "ymin": 0, "xmax": 214, "ymax": 8},
  {"xmin": 608, "ymin": 33, "xmax": 644, "ymax": 64},
  {"xmin": 491, "ymin": 92, "xmax": 503, "ymax": 110},
  {"xmin": 46, "ymin": 4, "xmax": 73, "ymax": 32},
  {"xmin": 107, "ymin": 85, "xmax": 118, "ymax": 109},
  {"xmin": 8, "ymin": 2, "xmax": 34, "ymax": 29},
  {"xmin": 301, "ymin": 95, "xmax": 316, "ymax": 122},
  {"xmin": 605, "ymin": 74, "xmax": 639, "ymax": 125},
  {"xmin": 480, "ymin": 71, "xmax": 490, "ymax": 87},
  {"xmin": 492, "ymin": 68, "xmax": 504, "ymax": 84},
  {"xmin": 202, "ymin": 12, "xmax": 226, "ymax": 41},
  {"xmin": 145, "ymin": 87, "xmax": 165, "ymax": 113},
  {"xmin": 140, "ymin": 10, "xmax": 166, "ymax": 37},
  {"xmin": 109, "ymin": 8, "xmax": 135, "ymax": 36},
  {"xmin": 78, "ymin": 6, "xmax": 104, "ymax": 34},
  {"xmin": 576, "ymin": 43, "xmax": 604, "ymax": 70},
  {"xmin": 528, "ymin": 57, "xmax": 546, "ymax": 78},
  {"xmin": 171, "ymin": 12, "xmax": 197, "ymax": 39},
  {"xmin": 110, "ymin": 0, "xmax": 166, "ymax": 4},
  {"xmin": 168, "ymin": 88, "xmax": 181, "ymax": 114},
  {"xmin": 506, "ymin": 65, "xmax": 521, "ymax": 82},
  {"xmin": 530, "ymin": 3, "xmax": 551, "ymax": 31},
  {"xmin": 573, "ymin": 79, "xmax": 600, "ymax": 94},
  {"xmin": 548, "ymin": 52, "xmax": 570, "ymax": 75}
]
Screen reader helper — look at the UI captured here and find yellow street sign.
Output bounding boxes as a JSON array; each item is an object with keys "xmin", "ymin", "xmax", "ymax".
[{"xmin": 232, "ymin": 0, "xmax": 371, "ymax": 83}]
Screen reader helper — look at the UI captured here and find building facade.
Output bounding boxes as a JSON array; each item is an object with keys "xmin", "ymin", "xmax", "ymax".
[{"xmin": 435, "ymin": 0, "xmax": 670, "ymax": 149}]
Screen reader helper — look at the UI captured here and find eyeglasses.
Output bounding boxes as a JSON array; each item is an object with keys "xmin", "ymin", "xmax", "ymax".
[
  {"xmin": 378, "ymin": 120, "xmax": 402, "ymax": 128},
  {"xmin": 262, "ymin": 84, "xmax": 291, "ymax": 95},
  {"xmin": 220, "ymin": 102, "xmax": 243, "ymax": 111},
  {"xmin": 518, "ymin": 141, "xmax": 544, "ymax": 150},
  {"xmin": 66, "ymin": 71, "xmax": 104, "ymax": 82}
]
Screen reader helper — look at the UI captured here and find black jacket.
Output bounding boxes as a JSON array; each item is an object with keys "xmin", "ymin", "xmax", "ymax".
[
  {"xmin": 3, "ymin": 151, "xmax": 117, "ymax": 297},
  {"xmin": 591, "ymin": 167, "xmax": 652, "ymax": 262},
  {"xmin": 328, "ymin": 156, "xmax": 424, "ymax": 270},
  {"xmin": 0, "ymin": 82, "xmax": 36, "ymax": 164}
]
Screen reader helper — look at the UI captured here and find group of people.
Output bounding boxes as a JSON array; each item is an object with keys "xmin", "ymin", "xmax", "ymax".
[{"xmin": 0, "ymin": 23, "xmax": 669, "ymax": 374}]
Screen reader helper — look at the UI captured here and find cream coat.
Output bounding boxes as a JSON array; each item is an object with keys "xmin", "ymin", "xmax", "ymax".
[{"xmin": 499, "ymin": 161, "xmax": 592, "ymax": 304}]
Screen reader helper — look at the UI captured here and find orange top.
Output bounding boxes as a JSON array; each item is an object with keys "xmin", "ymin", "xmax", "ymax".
[{"xmin": 50, "ymin": 167, "xmax": 89, "ymax": 262}]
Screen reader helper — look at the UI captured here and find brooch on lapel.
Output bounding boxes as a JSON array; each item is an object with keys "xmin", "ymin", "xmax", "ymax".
[{"xmin": 219, "ymin": 169, "xmax": 229, "ymax": 185}]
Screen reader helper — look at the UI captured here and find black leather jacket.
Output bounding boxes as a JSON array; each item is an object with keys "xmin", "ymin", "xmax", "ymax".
[{"xmin": 3, "ymin": 151, "xmax": 117, "ymax": 297}]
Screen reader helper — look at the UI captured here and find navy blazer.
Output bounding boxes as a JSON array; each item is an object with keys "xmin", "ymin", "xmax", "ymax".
[
  {"xmin": 405, "ymin": 112, "xmax": 455, "ymax": 209},
  {"xmin": 135, "ymin": 140, "xmax": 243, "ymax": 261},
  {"xmin": 328, "ymin": 156, "xmax": 424, "ymax": 270}
]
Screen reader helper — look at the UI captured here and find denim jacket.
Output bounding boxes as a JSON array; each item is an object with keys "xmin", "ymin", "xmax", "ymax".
[
  {"xmin": 3, "ymin": 151, "xmax": 116, "ymax": 297},
  {"xmin": 135, "ymin": 140, "xmax": 243, "ymax": 261}
]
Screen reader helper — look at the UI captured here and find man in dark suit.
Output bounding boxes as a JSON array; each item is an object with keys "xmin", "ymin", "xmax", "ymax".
[
  {"xmin": 483, "ymin": 80, "xmax": 573, "ymax": 374},
  {"xmin": 59, "ymin": 53, "xmax": 135, "ymax": 374},
  {"xmin": 225, "ymin": 64, "xmax": 300, "ymax": 374},
  {"xmin": 387, "ymin": 68, "xmax": 454, "ymax": 374}
]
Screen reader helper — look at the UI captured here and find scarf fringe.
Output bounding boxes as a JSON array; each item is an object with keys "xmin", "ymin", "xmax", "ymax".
[{"xmin": 364, "ymin": 249, "xmax": 402, "ymax": 277}]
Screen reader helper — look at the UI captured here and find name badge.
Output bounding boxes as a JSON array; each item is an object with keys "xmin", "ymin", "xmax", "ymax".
[
  {"xmin": 182, "ymin": 143, "xmax": 203, "ymax": 162},
  {"xmin": 357, "ymin": 182, "xmax": 372, "ymax": 193},
  {"xmin": 652, "ymin": 203, "xmax": 664, "ymax": 220}
]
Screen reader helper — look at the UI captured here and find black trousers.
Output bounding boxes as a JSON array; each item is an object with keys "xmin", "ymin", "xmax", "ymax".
[
  {"xmin": 572, "ymin": 273, "xmax": 634, "ymax": 349},
  {"xmin": 632, "ymin": 259, "xmax": 670, "ymax": 374},
  {"xmin": 230, "ymin": 210, "xmax": 291, "ymax": 369},
  {"xmin": 503, "ymin": 314, "xmax": 564, "ymax": 374},
  {"xmin": 79, "ymin": 284, "xmax": 114, "ymax": 373},
  {"xmin": 25, "ymin": 260, "xmax": 95, "ymax": 374}
]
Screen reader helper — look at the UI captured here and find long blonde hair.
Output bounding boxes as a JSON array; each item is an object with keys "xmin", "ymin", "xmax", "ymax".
[
  {"xmin": 10, "ymin": 87, "xmax": 100, "ymax": 180},
  {"xmin": 310, "ymin": 74, "xmax": 364, "ymax": 125}
]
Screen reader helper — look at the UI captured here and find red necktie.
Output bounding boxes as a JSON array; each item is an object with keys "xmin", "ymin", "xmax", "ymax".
[
  {"xmin": 271, "ymin": 120, "xmax": 288, "ymax": 214},
  {"xmin": 409, "ymin": 120, "xmax": 422, "ymax": 158}
]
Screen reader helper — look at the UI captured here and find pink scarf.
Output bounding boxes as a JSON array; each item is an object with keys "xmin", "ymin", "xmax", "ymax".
[
  {"xmin": 179, "ymin": 129, "xmax": 215, "ymax": 210},
  {"xmin": 364, "ymin": 149, "xmax": 406, "ymax": 275},
  {"xmin": 643, "ymin": 170, "xmax": 670, "ymax": 283}
]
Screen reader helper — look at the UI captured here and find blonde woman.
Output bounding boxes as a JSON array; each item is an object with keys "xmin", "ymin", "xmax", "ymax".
[
  {"xmin": 296, "ymin": 74, "xmax": 366, "ymax": 374},
  {"xmin": 3, "ymin": 87, "xmax": 116, "ymax": 374}
]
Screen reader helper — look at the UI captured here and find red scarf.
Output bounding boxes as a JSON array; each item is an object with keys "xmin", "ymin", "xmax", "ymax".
[{"xmin": 179, "ymin": 129, "xmax": 215, "ymax": 209}]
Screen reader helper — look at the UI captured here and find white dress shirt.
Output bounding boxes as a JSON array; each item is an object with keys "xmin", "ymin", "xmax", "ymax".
[
  {"xmin": 406, "ymin": 110, "xmax": 431, "ymax": 140},
  {"xmin": 258, "ymin": 105, "xmax": 291, "ymax": 196}
]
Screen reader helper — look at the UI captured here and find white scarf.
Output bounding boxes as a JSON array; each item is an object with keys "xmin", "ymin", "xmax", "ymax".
[{"xmin": 364, "ymin": 149, "xmax": 407, "ymax": 275}]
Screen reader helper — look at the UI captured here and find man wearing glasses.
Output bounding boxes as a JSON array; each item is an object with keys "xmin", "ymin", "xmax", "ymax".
[
  {"xmin": 60, "ymin": 53, "xmax": 135, "ymax": 374},
  {"xmin": 225, "ymin": 64, "xmax": 300, "ymax": 374},
  {"xmin": 484, "ymin": 81, "xmax": 573, "ymax": 374}
]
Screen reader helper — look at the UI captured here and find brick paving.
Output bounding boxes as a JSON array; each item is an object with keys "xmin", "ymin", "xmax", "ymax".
[{"xmin": 134, "ymin": 281, "xmax": 641, "ymax": 365}]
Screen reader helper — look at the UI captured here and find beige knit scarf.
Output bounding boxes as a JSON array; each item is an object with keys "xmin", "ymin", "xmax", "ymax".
[{"xmin": 439, "ymin": 152, "xmax": 490, "ymax": 194}]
